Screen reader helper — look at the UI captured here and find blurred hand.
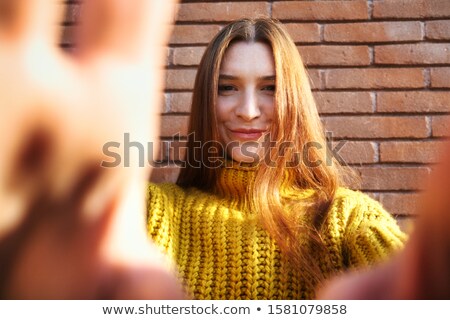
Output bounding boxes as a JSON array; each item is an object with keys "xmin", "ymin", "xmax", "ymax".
[
  {"xmin": 319, "ymin": 141, "xmax": 450, "ymax": 299},
  {"xmin": 0, "ymin": 0, "xmax": 184, "ymax": 299}
]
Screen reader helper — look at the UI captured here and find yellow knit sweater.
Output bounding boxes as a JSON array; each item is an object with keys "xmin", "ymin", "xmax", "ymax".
[{"xmin": 146, "ymin": 164, "xmax": 406, "ymax": 299}]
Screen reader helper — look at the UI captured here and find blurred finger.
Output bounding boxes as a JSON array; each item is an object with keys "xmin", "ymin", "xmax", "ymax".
[
  {"xmin": 77, "ymin": 0, "xmax": 177, "ymax": 64},
  {"xmin": 395, "ymin": 140, "xmax": 450, "ymax": 298},
  {"xmin": 320, "ymin": 140, "xmax": 450, "ymax": 300},
  {"xmin": 0, "ymin": 48, "xmax": 86, "ymax": 237},
  {"xmin": 0, "ymin": 0, "xmax": 64, "ymax": 45},
  {"xmin": 104, "ymin": 265, "xmax": 186, "ymax": 299},
  {"xmin": 317, "ymin": 261, "xmax": 400, "ymax": 299},
  {"xmin": 68, "ymin": 1, "xmax": 178, "ymax": 184}
]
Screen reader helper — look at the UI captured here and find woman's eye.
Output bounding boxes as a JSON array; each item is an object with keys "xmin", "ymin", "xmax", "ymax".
[
  {"xmin": 218, "ymin": 85, "xmax": 236, "ymax": 92},
  {"xmin": 262, "ymin": 85, "xmax": 276, "ymax": 92}
]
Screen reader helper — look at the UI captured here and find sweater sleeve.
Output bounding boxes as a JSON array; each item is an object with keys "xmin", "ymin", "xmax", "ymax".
[{"xmin": 341, "ymin": 192, "xmax": 407, "ymax": 270}]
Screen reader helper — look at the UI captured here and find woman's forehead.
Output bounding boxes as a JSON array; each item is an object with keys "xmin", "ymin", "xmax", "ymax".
[{"xmin": 220, "ymin": 41, "xmax": 275, "ymax": 77}]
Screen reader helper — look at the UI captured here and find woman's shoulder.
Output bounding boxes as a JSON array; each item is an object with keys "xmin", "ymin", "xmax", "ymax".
[
  {"xmin": 332, "ymin": 187, "xmax": 386, "ymax": 215},
  {"xmin": 331, "ymin": 187, "xmax": 407, "ymax": 241},
  {"xmin": 147, "ymin": 182, "xmax": 212, "ymax": 204},
  {"xmin": 147, "ymin": 183, "xmax": 188, "ymax": 221},
  {"xmin": 334, "ymin": 187, "xmax": 375, "ymax": 204},
  {"xmin": 148, "ymin": 182, "xmax": 184, "ymax": 195},
  {"xmin": 329, "ymin": 189, "xmax": 407, "ymax": 267},
  {"xmin": 328, "ymin": 187, "xmax": 402, "ymax": 232}
]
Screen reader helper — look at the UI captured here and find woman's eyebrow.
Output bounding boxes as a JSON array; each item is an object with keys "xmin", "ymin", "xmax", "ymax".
[
  {"xmin": 218, "ymin": 74, "xmax": 238, "ymax": 80},
  {"xmin": 261, "ymin": 75, "xmax": 276, "ymax": 81},
  {"xmin": 218, "ymin": 74, "xmax": 276, "ymax": 80}
]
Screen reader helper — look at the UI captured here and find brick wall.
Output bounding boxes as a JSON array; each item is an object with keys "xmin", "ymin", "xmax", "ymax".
[{"xmin": 64, "ymin": 1, "xmax": 450, "ymax": 230}]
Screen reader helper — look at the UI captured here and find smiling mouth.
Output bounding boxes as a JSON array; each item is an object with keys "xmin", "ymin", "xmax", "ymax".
[{"xmin": 228, "ymin": 128, "xmax": 267, "ymax": 140}]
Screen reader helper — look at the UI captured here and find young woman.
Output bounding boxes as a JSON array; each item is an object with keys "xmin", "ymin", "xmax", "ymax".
[{"xmin": 146, "ymin": 18, "xmax": 406, "ymax": 299}]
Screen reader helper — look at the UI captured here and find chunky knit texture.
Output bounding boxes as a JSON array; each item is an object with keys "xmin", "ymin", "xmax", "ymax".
[{"xmin": 147, "ymin": 163, "xmax": 406, "ymax": 299}]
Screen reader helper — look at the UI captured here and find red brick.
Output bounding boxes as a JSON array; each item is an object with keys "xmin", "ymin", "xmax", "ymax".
[
  {"xmin": 396, "ymin": 216, "xmax": 416, "ymax": 234},
  {"xmin": 61, "ymin": 25, "xmax": 75, "ymax": 46},
  {"xmin": 161, "ymin": 115, "xmax": 189, "ymax": 137},
  {"xmin": 168, "ymin": 140, "xmax": 188, "ymax": 162},
  {"xmin": 165, "ymin": 69, "xmax": 197, "ymax": 91},
  {"xmin": 379, "ymin": 193, "xmax": 422, "ymax": 217},
  {"xmin": 322, "ymin": 116, "xmax": 428, "ymax": 139},
  {"xmin": 157, "ymin": 139, "xmax": 175, "ymax": 162},
  {"xmin": 64, "ymin": 3, "xmax": 81, "ymax": 24},
  {"xmin": 170, "ymin": 25, "xmax": 222, "ymax": 45},
  {"xmin": 164, "ymin": 47, "xmax": 171, "ymax": 68},
  {"xmin": 150, "ymin": 140, "xmax": 168, "ymax": 162},
  {"xmin": 430, "ymin": 68, "xmax": 450, "ymax": 88},
  {"xmin": 364, "ymin": 192, "xmax": 381, "ymax": 202},
  {"xmin": 325, "ymin": 68, "xmax": 424, "ymax": 89},
  {"xmin": 380, "ymin": 141, "xmax": 445, "ymax": 163},
  {"xmin": 356, "ymin": 167, "xmax": 430, "ymax": 191},
  {"xmin": 375, "ymin": 44, "xmax": 450, "ymax": 65},
  {"xmin": 373, "ymin": 0, "xmax": 450, "ymax": 19},
  {"xmin": 377, "ymin": 92, "xmax": 450, "ymax": 113},
  {"xmin": 273, "ymin": 1, "xmax": 368, "ymax": 21},
  {"xmin": 432, "ymin": 115, "xmax": 450, "ymax": 137},
  {"xmin": 426, "ymin": 20, "xmax": 450, "ymax": 40},
  {"xmin": 306, "ymin": 69, "xmax": 321, "ymax": 90},
  {"xmin": 165, "ymin": 92, "xmax": 193, "ymax": 113},
  {"xmin": 160, "ymin": 93, "xmax": 169, "ymax": 113},
  {"xmin": 177, "ymin": 2, "xmax": 269, "ymax": 22},
  {"xmin": 283, "ymin": 24, "xmax": 321, "ymax": 43},
  {"xmin": 324, "ymin": 22, "xmax": 422, "ymax": 43},
  {"xmin": 172, "ymin": 47, "xmax": 205, "ymax": 66},
  {"xmin": 314, "ymin": 92, "xmax": 373, "ymax": 114},
  {"xmin": 333, "ymin": 141, "xmax": 377, "ymax": 165},
  {"xmin": 149, "ymin": 166, "xmax": 180, "ymax": 183},
  {"xmin": 299, "ymin": 45, "xmax": 370, "ymax": 66}
]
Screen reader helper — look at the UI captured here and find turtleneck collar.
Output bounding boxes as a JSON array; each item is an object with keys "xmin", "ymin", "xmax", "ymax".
[
  {"xmin": 213, "ymin": 160, "xmax": 310, "ymax": 208},
  {"xmin": 214, "ymin": 160, "xmax": 258, "ymax": 203}
]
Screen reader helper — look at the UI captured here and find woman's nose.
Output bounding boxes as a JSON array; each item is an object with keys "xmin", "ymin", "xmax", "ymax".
[{"xmin": 235, "ymin": 91, "xmax": 261, "ymax": 121}]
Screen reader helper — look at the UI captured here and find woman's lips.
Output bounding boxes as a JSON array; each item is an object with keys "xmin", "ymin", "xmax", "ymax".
[{"xmin": 228, "ymin": 128, "xmax": 266, "ymax": 140}]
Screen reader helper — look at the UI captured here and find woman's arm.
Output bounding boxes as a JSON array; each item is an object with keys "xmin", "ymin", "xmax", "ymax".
[
  {"xmin": 341, "ymin": 192, "xmax": 406, "ymax": 269},
  {"xmin": 319, "ymin": 142, "xmax": 450, "ymax": 299},
  {"xmin": 0, "ymin": 0, "xmax": 184, "ymax": 299}
]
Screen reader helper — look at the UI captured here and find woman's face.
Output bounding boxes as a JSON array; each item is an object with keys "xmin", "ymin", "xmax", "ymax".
[{"xmin": 216, "ymin": 41, "xmax": 276, "ymax": 163}]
